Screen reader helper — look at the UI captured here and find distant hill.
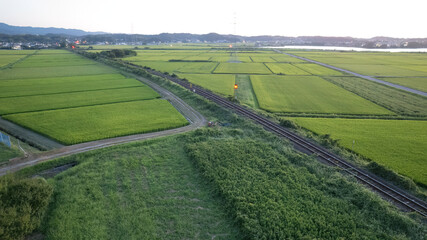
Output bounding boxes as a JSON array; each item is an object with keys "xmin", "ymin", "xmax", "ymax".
[
  {"xmin": 0, "ymin": 22, "xmax": 106, "ymax": 36},
  {"xmin": 1, "ymin": 22, "xmax": 426, "ymax": 48}
]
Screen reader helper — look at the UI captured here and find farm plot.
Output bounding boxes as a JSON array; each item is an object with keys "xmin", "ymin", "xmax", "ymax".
[
  {"xmin": 377, "ymin": 77, "xmax": 427, "ymax": 92},
  {"xmin": 0, "ymin": 54, "xmax": 28, "ymax": 67},
  {"xmin": 0, "ymin": 64, "xmax": 117, "ymax": 80},
  {"xmin": 293, "ymin": 51, "xmax": 427, "ymax": 77},
  {"xmin": 0, "ymin": 74, "xmax": 141, "ymax": 98},
  {"xmin": 214, "ymin": 63, "xmax": 272, "ymax": 74},
  {"xmin": 294, "ymin": 63, "xmax": 345, "ymax": 76},
  {"xmin": 333, "ymin": 64, "xmax": 427, "ymax": 77},
  {"xmin": 0, "ymin": 50, "xmax": 36, "ymax": 55},
  {"xmin": 175, "ymin": 62, "xmax": 218, "ymax": 73},
  {"xmin": 250, "ymin": 56, "xmax": 276, "ymax": 62},
  {"xmin": 178, "ymin": 73, "xmax": 235, "ymax": 96},
  {"xmin": 0, "ymin": 86, "xmax": 159, "ymax": 115},
  {"xmin": 265, "ymin": 63, "xmax": 310, "ymax": 75},
  {"xmin": 289, "ymin": 118, "xmax": 427, "ymax": 186},
  {"xmin": 3, "ymin": 99, "xmax": 188, "ymax": 145},
  {"xmin": 271, "ymin": 54, "xmax": 306, "ymax": 63},
  {"xmin": 13, "ymin": 53, "xmax": 96, "ymax": 68},
  {"xmin": 251, "ymin": 75, "xmax": 392, "ymax": 114}
]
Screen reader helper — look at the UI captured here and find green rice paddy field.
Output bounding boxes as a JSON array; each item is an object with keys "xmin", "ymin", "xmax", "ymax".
[
  {"xmin": 250, "ymin": 75, "xmax": 392, "ymax": 114},
  {"xmin": 0, "ymin": 50, "xmax": 188, "ymax": 145},
  {"xmin": 4, "ymin": 100, "xmax": 188, "ymax": 145},
  {"xmin": 289, "ymin": 118, "xmax": 427, "ymax": 186},
  {"xmin": 178, "ymin": 73, "xmax": 235, "ymax": 96},
  {"xmin": 292, "ymin": 51, "xmax": 427, "ymax": 89}
]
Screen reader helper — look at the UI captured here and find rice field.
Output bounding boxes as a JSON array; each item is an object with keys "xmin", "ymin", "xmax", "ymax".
[
  {"xmin": 0, "ymin": 74, "xmax": 141, "ymax": 98},
  {"xmin": 0, "ymin": 86, "xmax": 159, "ymax": 115},
  {"xmin": 3, "ymin": 100, "xmax": 188, "ymax": 145},
  {"xmin": 377, "ymin": 77, "xmax": 427, "ymax": 92},
  {"xmin": 214, "ymin": 63, "xmax": 272, "ymax": 74},
  {"xmin": 178, "ymin": 73, "xmax": 235, "ymax": 96},
  {"xmin": 0, "ymin": 50, "xmax": 188, "ymax": 145},
  {"xmin": 292, "ymin": 51, "xmax": 427, "ymax": 77},
  {"xmin": 289, "ymin": 117, "xmax": 427, "ymax": 186},
  {"xmin": 293, "ymin": 63, "xmax": 346, "ymax": 76},
  {"xmin": 265, "ymin": 63, "xmax": 310, "ymax": 75},
  {"xmin": 251, "ymin": 75, "xmax": 393, "ymax": 114}
]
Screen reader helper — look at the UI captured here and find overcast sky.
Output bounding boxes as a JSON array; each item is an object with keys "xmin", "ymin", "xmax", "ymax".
[{"xmin": 0, "ymin": 0, "xmax": 426, "ymax": 38}]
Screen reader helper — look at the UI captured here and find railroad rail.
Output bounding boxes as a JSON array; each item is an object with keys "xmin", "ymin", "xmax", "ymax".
[{"xmin": 126, "ymin": 62, "xmax": 427, "ymax": 217}]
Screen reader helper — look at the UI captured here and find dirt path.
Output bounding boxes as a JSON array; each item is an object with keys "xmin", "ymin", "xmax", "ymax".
[
  {"xmin": 274, "ymin": 49, "xmax": 427, "ymax": 97},
  {"xmin": 0, "ymin": 75, "xmax": 206, "ymax": 176}
]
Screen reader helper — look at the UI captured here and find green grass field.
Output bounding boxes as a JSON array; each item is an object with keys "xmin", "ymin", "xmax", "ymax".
[
  {"xmin": 293, "ymin": 51, "xmax": 427, "ymax": 77},
  {"xmin": 33, "ymin": 136, "xmax": 241, "ymax": 239},
  {"xmin": 0, "ymin": 74, "xmax": 142, "ymax": 98},
  {"xmin": 0, "ymin": 64, "xmax": 117, "ymax": 80},
  {"xmin": 0, "ymin": 54, "xmax": 28, "ymax": 67},
  {"xmin": 251, "ymin": 75, "xmax": 392, "ymax": 114},
  {"xmin": 293, "ymin": 63, "xmax": 345, "ymax": 75},
  {"xmin": 265, "ymin": 63, "xmax": 310, "ymax": 75},
  {"xmin": 0, "ymin": 50, "xmax": 36, "ymax": 55},
  {"xmin": 214, "ymin": 63, "xmax": 272, "ymax": 74},
  {"xmin": 378, "ymin": 77, "xmax": 427, "ymax": 92},
  {"xmin": 186, "ymin": 136, "xmax": 425, "ymax": 239},
  {"xmin": 3, "ymin": 100, "xmax": 188, "ymax": 145},
  {"xmin": 13, "ymin": 54, "xmax": 96, "ymax": 68},
  {"xmin": 324, "ymin": 76, "xmax": 427, "ymax": 116},
  {"xmin": 289, "ymin": 118, "xmax": 427, "ymax": 186},
  {"xmin": 175, "ymin": 62, "xmax": 218, "ymax": 73},
  {"xmin": 178, "ymin": 73, "xmax": 235, "ymax": 96},
  {"xmin": 0, "ymin": 86, "xmax": 159, "ymax": 115}
]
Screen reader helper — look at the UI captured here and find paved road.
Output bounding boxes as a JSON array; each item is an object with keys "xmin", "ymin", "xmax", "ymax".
[
  {"xmin": 274, "ymin": 50, "xmax": 427, "ymax": 97},
  {"xmin": 0, "ymin": 74, "xmax": 206, "ymax": 176}
]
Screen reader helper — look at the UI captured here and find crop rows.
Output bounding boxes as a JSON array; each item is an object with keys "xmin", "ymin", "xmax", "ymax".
[{"xmin": 0, "ymin": 50, "xmax": 188, "ymax": 145}]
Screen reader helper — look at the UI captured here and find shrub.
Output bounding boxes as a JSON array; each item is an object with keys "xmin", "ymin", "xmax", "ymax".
[{"xmin": 0, "ymin": 176, "xmax": 53, "ymax": 240}]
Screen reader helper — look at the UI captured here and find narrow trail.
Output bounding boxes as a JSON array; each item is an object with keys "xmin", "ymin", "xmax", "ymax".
[
  {"xmin": 0, "ymin": 74, "xmax": 206, "ymax": 176},
  {"xmin": 274, "ymin": 49, "xmax": 427, "ymax": 97}
]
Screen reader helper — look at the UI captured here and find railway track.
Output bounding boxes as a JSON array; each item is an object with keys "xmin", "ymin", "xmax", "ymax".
[{"xmin": 132, "ymin": 64, "xmax": 427, "ymax": 218}]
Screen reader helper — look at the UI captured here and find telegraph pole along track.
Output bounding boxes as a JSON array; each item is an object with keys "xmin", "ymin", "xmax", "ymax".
[
  {"xmin": 0, "ymin": 73, "xmax": 206, "ymax": 175},
  {"xmin": 122, "ymin": 62, "xmax": 427, "ymax": 218}
]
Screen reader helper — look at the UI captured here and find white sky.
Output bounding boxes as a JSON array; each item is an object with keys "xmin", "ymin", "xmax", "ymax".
[{"xmin": 0, "ymin": 0, "xmax": 426, "ymax": 38}]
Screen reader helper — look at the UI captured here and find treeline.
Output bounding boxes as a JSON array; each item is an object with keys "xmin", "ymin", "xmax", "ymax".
[{"xmin": 82, "ymin": 49, "xmax": 137, "ymax": 59}]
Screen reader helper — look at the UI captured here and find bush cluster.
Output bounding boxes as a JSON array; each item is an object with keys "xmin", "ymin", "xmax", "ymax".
[{"xmin": 0, "ymin": 176, "xmax": 53, "ymax": 240}]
